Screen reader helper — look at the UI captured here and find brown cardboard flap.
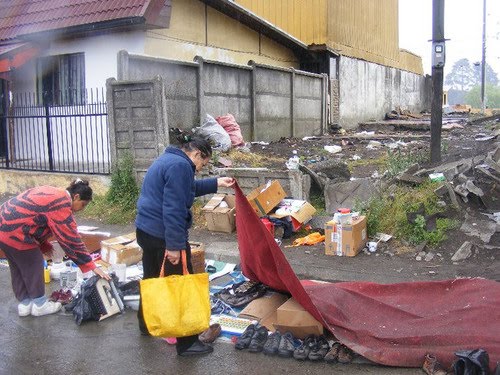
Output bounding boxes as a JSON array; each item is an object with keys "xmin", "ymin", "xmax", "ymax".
[
  {"xmin": 202, "ymin": 194, "xmax": 226, "ymax": 211},
  {"xmin": 271, "ymin": 199, "xmax": 316, "ymax": 224},
  {"xmin": 238, "ymin": 291, "xmax": 289, "ymax": 321}
]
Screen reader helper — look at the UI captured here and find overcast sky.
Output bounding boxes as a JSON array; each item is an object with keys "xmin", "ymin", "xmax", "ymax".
[{"xmin": 399, "ymin": 0, "xmax": 500, "ymax": 78}]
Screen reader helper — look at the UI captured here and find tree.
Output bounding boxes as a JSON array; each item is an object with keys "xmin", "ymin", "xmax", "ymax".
[
  {"xmin": 465, "ymin": 84, "xmax": 500, "ymax": 108},
  {"xmin": 445, "ymin": 58, "xmax": 499, "ymax": 91}
]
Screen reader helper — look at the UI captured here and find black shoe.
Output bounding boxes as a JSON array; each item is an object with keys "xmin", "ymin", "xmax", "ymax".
[
  {"xmin": 248, "ymin": 326, "xmax": 269, "ymax": 353},
  {"xmin": 308, "ymin": 335, "xmax": 330, "ymax": 361},
  {"xmin": 278, "ymin": 331, "xmax": 299, "ymax": 358},
  {"xmin": 177, "ymin": 340, "xmax": 214, "ymax": 356},
  {"xmin": 293, "ymin": 334, "xmax": 316, "ymax": 360},
  {"xmin": 235, "ymin": 324, "xmax": 256, "ymax": 350},
  {"xmin": 262, "ymin": 331, "xmax": 281, "ymax": 356}
]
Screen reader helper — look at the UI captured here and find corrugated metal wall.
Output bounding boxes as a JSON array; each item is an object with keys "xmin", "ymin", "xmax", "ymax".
[
  {"xmin": 235, "ymin": 0, "xmax": 423, "ymax": 74},
  {"xmin": 236, "ymin": 0, "xmax": 327, "ymax": 44}
]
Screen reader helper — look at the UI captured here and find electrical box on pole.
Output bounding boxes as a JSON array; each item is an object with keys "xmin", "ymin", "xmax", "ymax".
[{"xmin": 432, "ymin": 43, "xmax": 446, "ymax": 68}]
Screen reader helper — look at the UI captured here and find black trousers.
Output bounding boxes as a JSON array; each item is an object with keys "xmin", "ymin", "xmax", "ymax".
[{"xmin": 136, "ymin": 228, "xmax": 197, "ymax": 353}]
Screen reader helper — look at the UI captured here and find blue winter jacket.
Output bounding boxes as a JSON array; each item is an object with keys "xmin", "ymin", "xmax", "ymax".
[{"xmin": 135, "ymin": 146, "xmax": 218, "ymax": 250}]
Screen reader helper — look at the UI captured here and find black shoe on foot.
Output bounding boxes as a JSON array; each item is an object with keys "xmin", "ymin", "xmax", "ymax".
[
  {"xmin": 248, "ymin": 326, "xmax": 269, "ymax": 353},
  {"xmin": 177, "ymin": 340, "xmax": 214, "ymax": 356},
  {"xmin": 235, "ymin": 324, "xmax": 257, "ymax": 350}
]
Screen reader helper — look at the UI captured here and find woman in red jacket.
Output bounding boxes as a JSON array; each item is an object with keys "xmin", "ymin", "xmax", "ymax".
[{"xmin": 0, "ymin": 179, "xmax": 109, "ymax": 317}]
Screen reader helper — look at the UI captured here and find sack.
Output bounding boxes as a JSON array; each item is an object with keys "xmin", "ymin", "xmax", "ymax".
[
  {"xmin": 193, "ymin": 114, "xmax": 232, "ymax": 152},
  {"xmin": 140, "ymin": 251, "xmax": 211, "ymax": 337}
]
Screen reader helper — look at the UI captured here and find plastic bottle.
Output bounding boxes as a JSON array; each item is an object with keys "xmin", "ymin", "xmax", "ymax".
[{"xmin": 43, "ymin": 260, "xmax": 51, "ymax": 284}]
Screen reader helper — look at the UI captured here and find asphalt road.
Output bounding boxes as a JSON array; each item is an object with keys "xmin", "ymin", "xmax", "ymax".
[{"xmin": 0, "ymin": 268, "xmax": 423, "ymax": 375}]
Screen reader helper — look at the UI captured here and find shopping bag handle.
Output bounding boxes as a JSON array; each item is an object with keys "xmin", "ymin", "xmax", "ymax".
[{"xmin": 160, "ymin": 250, "xmax": 189, "ymax": 277}]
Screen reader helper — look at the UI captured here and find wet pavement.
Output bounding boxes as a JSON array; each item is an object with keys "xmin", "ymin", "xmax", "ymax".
[{"xmin": 0, "ymin": 268, "xmax": 423, "ymax": 375}]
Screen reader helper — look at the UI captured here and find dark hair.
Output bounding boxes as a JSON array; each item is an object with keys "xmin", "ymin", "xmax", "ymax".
[
  {"xmin": 66, "ymin": 179, "xmax": 93, "ymax": 201},
  {"xmin": 180, "ymin": 135, "xmax": 213, "ymax": 159}
]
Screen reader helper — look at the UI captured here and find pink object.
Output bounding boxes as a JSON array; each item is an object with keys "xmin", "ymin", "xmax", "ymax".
[
  {"xmin": 163, "ymin": 337, "xmax": 177, "ymax": 345},
  {"xmin": 216, "ymin": 114, "xmax": 245, "ymax": 147}
]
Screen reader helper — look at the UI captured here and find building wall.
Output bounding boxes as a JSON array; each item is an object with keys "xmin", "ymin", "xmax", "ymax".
[
  {"xmin": 12, "ymin": 32, "xmax": 145, "ymax": 93},
  {"xmin": 338, "ymin": 56, "xmax": 430, "ymax": 128},
  {"xmin": 235, "ymin": 0, "xmax": 423, "ymax": 74},
  {"xmin": 144, "ymin": 0, "xmax": 299, "ymax": 68}
]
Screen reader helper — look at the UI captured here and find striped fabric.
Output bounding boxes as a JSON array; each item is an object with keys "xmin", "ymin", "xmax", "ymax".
[{"xmin": 0, "ymin": 186, "xmax": 95, "ymax": 273}]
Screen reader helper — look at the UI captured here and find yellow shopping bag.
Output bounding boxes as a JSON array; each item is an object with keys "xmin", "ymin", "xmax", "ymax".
[{"xmin": 140, "ymin": 250, "xmax": 210, "ymax": 337}]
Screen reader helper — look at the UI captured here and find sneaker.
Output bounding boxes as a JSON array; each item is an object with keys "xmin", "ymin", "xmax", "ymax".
[
  {"xmin": 31, "ymin": 300, "xmax": 62, "ymax": 316},
  {"xmin": 18, "ymin": 301, "xmax": 33, "ymax": 317},
  {"xmin": 324, "ymin": 341, "xmax": 342, "ymax": 363},
  {"xmin": 262, "ymin": 331, "xmax": 281, "ymax": 356},
  {"xmin": 248, "ymin": 326, "xmax": 269, "ymax": 353},
  {"xmin": 308, "ymin": 335, "xmax": 330, "ymax": 361},
  {"xmin": 293, "ymin": 334, "xmax": 316, "ymax": 360},
  {"xmin": 278, "ymin": 331, "xmax": 300, "ymax": 358},
  {"xmin": 235, "ymin": 324, "xmax": 256, "ymax": 350}
]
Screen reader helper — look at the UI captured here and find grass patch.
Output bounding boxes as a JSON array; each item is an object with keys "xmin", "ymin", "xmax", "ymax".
[
  {"xmin": 81, "ymin": 152, "xmax": 139, "ymax": 225},
  {"xmin": 354, "ymin": 181, "xmax": 459, "ymax": 247},
  {"xmin": 383, "ymin": 148, "xmax": 428, "ymax": 178},
  {"xmin": 226, "ymin": 149, "xmax": 285, "ymax": 168}
]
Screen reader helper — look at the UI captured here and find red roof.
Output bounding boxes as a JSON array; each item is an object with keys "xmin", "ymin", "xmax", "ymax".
[{"xmin": 0, "ymin": 0, "xmax": 167, "ymax": 42}]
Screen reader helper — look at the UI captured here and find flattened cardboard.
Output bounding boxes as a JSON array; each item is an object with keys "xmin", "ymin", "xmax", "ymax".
[
  {"xmin": 202, "ymin": 194, "xmax": 236, "ymax": 233},
  {"xmin": 246, "ymin": 180, "xmax": 286, "ymax": 216},
  {"xmin": 325, "ymin": 216, "xmax": 367, "ymax": 257}
]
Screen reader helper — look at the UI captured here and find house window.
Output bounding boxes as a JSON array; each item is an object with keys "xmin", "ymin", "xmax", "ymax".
[{"xmin": 36, "ymin": 53, "xmax": 85, "ymax": 106}]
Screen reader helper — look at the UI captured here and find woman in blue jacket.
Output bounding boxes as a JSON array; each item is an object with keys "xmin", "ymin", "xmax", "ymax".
[{"xmin": 135, "ymin": 135, "xmax": 234, "ymax": 356}]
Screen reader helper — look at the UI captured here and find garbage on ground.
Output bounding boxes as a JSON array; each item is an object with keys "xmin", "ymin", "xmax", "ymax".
[
  {"xmin": 194, "ymin": 114, "xmax": 232, "ymax": 152},
  {"xmin": 216, "ymin": 114, "xmax": 245, "ymax": 147},
  {"xmin": 286, "ymin": 155, "xmax": 300, "ymax": 170},
  {"xmin": 375, "ymin": 233, "xmax": 392, "ymax": 242},
  {"xmin": 286, "ymin": 232, "xmax": 325, "ymax": 247},
  {"xmin": 429, "ymin": 172, "xmax": 445, "ymax": 182},
  {"xmin": 366, "ymin": 140, "xmax": 382, "ymax": 149},
  {"xmin": 324, "ymin": 145, "xmax": 342, "ymax": 154},
  {"xmin": 246, "ymin": 180, "xmax": 286, "ymax": 216},
  {"xmin": 202, "ymin": 194, "xmax": 236, "ymax": 233},
  {"xmin": 367, "ymin": 241, "xmax": 378, "ymax": 253},
  {"xmin": 270, "ymin": 198, "xmax": 316, "ymax": 232},
  {"xmin": 325, "ymin": 216, "xmax": 367, "ymax": 257}
]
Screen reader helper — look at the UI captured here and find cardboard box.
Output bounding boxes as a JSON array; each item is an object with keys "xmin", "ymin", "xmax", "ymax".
[
  {"xmin": 325, "ymin": 216, "xmax": 367, "ymax": 257},
  {"xmin": 271, "ymin": 199, "xmax": 316, "ymax": 231},
  {"xmin": 100, "ymin": 233, "xmax": 142, "ymax": 266},
  {"xmin": 239, "ymin": 291, "xmax": 289, "ymax": 329},
  {"xmin": 246, "ymin": 180, "xmax": 287, "ymax": 216},
  {"xmin": 273, "ymin": 298, "xmax": 324, "ymax": 339},
  {"xmin": 202, "ymin": 194, "xmax": 236, "ymax": 233}
]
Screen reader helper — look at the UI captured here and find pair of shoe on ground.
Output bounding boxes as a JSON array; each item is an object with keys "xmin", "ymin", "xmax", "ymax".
[
  {"xmin": 235, "ymin": 324, "xmax": 301, "ymax": 358},
  {"xmin": 18, "ymin": 300, "xmax": 62, "ymax": 317}
]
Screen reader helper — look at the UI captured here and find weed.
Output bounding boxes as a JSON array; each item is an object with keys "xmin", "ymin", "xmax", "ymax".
[
  {"xmin": 355, "ymin": 181, "xmax": 458, "ymax": 248},
  {"xmin": 227, "ymin": 149, "xmax": 285, "ymax": 168},
  {"xmin": 384, "ymin": 148, "xmax": 428, "ymax": 178},
  {"xmin": 82, "ymin": 152, "xmax": 139, "ymax": 224}
]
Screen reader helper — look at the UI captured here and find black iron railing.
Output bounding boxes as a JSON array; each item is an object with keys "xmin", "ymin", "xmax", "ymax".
[{"xmin": 0, "ymin": 88, "xmax": 110, "ymax": 174}]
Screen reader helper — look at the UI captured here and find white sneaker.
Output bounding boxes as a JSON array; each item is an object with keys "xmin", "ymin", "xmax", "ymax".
[
  {"xmin": 18, "ymin": 302, "xmax": 33, "ymax": 317},
  {"xmin": 31, "ymin": 300, "xmax": 62, "ymax": 316}
]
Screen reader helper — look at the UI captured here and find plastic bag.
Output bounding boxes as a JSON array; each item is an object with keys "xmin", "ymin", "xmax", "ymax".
[
  {"xmin": 194, "ymin": 114, "xmax": 232, "ymax": 152},
  {"xmin": 216, "ymin": 114, "xmax": 245, "ymax": 147}
]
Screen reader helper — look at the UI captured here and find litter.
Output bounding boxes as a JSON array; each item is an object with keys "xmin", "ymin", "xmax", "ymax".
[{"xmin": 323, "ymin": 145, "xmax": 342, "ymax": 154}]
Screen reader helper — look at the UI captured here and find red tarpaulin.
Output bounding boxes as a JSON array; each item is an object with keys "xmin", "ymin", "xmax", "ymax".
[{"xmin": 235, "ymin": 183, "xmax": 500, "ymax": 371}]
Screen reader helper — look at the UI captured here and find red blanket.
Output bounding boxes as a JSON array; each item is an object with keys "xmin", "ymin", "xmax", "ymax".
[{"xmin": 235, "ymin": 183, "xmax": 500, "ymax": 370}]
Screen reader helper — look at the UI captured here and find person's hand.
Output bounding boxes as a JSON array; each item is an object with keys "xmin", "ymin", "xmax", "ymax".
[
  {"xmin": 93, "ymin": 267, "xmax": 111, "ymax": 280},
  {"xmin": 165, "ymin": 250, "xmax": 181, "ymax": 265},
  {"xmin": 217, "ymin": 177, "xmax": 235, "ymax": 188}
]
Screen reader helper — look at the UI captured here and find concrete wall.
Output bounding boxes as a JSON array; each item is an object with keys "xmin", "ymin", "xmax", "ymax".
[
  {"xmin": 118, "ymin": 52, "xmax": 327, "ymax": 142},
  {"xmin": 338, "ymin": 56, "xmax": 431, "ymax": 129}
]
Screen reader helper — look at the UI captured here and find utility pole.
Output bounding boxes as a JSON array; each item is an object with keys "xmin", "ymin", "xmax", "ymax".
[
  {"xmin": 430, "ymin": 0, "xmax": 445, "ymax": 163},
  {"xmin": 480, "ymin": 0, "xmax": 486, "ymax": 113}
]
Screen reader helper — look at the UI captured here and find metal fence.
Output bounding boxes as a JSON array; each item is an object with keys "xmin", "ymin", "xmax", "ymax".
[{"xmin": 0, "ymin": 88, "xmax": 110, "ymax": 174}]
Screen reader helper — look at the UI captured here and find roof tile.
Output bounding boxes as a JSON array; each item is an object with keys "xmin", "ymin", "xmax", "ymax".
[{"xmin": 0, "ymin": 0, "xmax": 159, "ymax": 42}]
